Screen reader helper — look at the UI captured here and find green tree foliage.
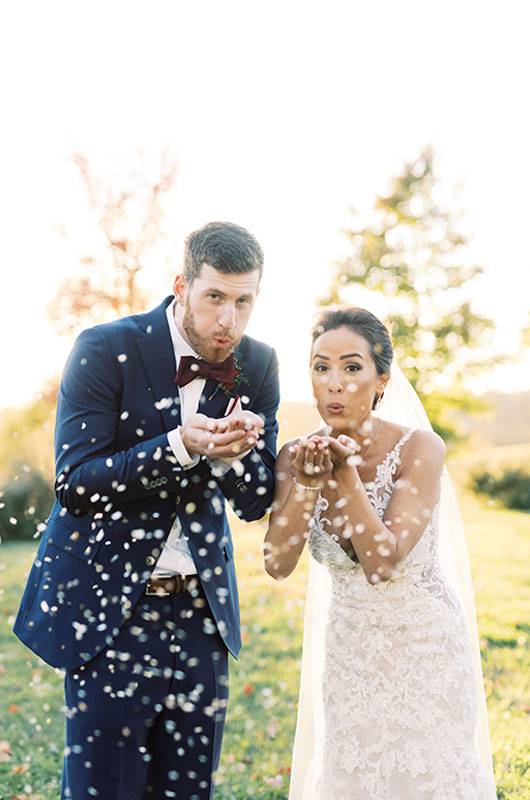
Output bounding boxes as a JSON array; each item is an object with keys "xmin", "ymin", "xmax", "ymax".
[
  {"xmin": 322, "ymin": 147, "xmax": 503, "ymax": 442},
  {"xmin": 0, "ymin": 464, "xmax": 54, "ymax": 542},
  {"xmin": 0, "ymin": 381, "xmax": 57, "ymax": 482},
  {"xmin": 0, "ymin": 383, "xmax": 57, "ymax": 540},
  {"xmin": 471, "ymin": 467, "xmax": 530, "ymax": 511}
]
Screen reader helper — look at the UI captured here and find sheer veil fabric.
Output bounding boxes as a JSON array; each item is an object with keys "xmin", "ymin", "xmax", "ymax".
[{"xmin": 288, "ymin": 363, "xmax": 496, "ymax": 799}]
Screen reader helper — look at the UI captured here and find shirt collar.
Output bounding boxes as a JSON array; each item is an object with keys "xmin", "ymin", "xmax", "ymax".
[{"xmin": 166, "ymin": 299, "xmax": 200, "ymax": 361}]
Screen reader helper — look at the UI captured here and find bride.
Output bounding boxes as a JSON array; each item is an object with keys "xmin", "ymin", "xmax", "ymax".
[{"xmin": 264, "ymin": 307, "xmax": 497, "ymax": 799}]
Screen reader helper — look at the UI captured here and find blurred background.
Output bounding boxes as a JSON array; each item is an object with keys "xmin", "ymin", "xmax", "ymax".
[{"xmin": 1, "ymin": 2, "xmax": 529, "ymax": 798}]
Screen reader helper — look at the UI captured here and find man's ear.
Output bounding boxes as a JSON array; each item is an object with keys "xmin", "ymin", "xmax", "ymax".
[{"xmin": 173, "ymin": 273, "xmax": 188, "ymax": 306}]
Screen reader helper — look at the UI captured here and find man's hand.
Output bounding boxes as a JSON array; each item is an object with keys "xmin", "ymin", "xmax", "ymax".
[{"xmin": 181, "ymin": 411, "xmax": 264, "ymax": 459}]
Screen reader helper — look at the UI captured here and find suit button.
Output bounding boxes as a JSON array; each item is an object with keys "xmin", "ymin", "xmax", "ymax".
[{"xmin": 145, "ymin": 555, "xmax": 156, "ymax": 567}]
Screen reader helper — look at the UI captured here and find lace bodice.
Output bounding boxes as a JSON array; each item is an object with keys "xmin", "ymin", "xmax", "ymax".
[{"xmin": 308, "ymin": 429, "xmax": 441, "ymax": 584}]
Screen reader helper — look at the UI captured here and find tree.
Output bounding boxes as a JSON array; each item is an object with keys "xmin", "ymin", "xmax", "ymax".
[
  {"xmin": 322, "ymin": 147, "xmax": 502, "ymax": 442},
  {"xmin": 48, "ymin": 147, "xmax": 178, "ymax": 336}
]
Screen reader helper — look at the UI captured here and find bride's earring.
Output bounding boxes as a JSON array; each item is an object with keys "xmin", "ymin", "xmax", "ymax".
[{"xmin": 373, "ymin": 390, "xmax": 385, "ymax": 410}]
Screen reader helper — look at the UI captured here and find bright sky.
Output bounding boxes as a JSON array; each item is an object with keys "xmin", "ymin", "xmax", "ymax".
[{"xmin": 1, "ymin": 0, "xmax": 529, "ymax": 408}]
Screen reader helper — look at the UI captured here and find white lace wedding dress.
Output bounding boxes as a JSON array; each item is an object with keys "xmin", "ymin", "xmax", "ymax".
[{"xmin": 308, "ymin": 429, "xmax": 495, "ymax": 800}]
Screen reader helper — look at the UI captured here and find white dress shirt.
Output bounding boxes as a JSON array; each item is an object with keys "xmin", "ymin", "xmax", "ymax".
[{"xmin": 151, "ymin": 300, "xmax": 232, "ymax": 577}]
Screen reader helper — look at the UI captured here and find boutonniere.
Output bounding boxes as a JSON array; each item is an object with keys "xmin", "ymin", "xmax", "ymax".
[
  {"xmin": 207, "ymin": 351, "xmax": 250, "ymax": 401},
  {"xmin": 218, "ymin": 352, "xmax": 250, "ymax": 396}
]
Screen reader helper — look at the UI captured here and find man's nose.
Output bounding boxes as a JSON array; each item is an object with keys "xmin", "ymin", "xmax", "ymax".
[{"xmin": 218, "ymin": 304, "xmax": 237, "ymax": 330}]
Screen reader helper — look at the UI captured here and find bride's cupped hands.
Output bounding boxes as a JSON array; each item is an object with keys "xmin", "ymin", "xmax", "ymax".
[{"xmin": 287, "ymin": 433, "xmax": 360, "ymax": 488}]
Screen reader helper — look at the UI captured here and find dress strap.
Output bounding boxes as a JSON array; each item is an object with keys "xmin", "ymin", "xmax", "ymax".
[
  {"xmin": 393, "ymin": 428, "xmax": 416, "ymax": 455},
  {"xmin": 381, "ymin": 428, "xmax": 417, "ymax": 477}
]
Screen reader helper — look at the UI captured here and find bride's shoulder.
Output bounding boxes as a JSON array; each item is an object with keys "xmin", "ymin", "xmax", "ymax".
[
  {"xmin": 399, "ymin": 427, "xmax": 446, "ymax": 469},
  {"xmin": 379, "ymin": 420, "xmax": 445, "ymax": 452},
  {"xmin": 405, "ymin": 427, "xmax": 445, "ymax": 451}
]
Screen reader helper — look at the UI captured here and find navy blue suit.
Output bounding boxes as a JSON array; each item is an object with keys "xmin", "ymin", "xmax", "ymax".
[{"xmin": 13, "ymin": 296, "xmax": 279, "ymax": 798}]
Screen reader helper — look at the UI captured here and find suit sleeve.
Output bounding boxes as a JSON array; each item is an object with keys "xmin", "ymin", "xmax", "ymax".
[
  {"xmin": 215, "ymin": 347, "xmax": 280, "ymax": 521},
  {"xmin": 54, "ymin": 327, "xmax": 207, "ymax": 516}
]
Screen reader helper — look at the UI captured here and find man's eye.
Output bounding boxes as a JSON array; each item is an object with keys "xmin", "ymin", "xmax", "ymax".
[
  {"xmin": 237, "ymin": 298, "xmax": 250, "ymax": 305},
  {"xmin": 209, "ymin": 293, "xmax": 221, "ymax": 301}
]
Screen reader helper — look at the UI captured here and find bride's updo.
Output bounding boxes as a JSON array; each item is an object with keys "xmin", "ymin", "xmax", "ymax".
[{"xmin": 311, "ymin": 307, "xmax": 393, "ymax": 409}]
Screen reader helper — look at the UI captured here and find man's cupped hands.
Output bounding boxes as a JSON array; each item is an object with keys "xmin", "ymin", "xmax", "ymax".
[{"xmin": 181, "ymin": 410, "xmax": 264, "ymax": 460}]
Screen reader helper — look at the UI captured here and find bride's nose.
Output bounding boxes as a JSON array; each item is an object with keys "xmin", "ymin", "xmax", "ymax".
[{"xmin": 327, "ymin": 372, "xmax": 344, "ymax": 393}]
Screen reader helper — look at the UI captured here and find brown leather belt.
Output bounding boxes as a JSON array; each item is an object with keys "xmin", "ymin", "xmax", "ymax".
[{"xmin": 145, "ymin": 575, "xmax": 197, "ymax": 596}]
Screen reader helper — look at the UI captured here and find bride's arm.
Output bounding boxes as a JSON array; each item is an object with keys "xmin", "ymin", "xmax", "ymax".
[
  {"xmin": 264, "ymin": 439, "xmax": 332, "ymax": 580},
  {"xmin": 331, "ymin": 430, "xmax": 445, "ymax": 584}
]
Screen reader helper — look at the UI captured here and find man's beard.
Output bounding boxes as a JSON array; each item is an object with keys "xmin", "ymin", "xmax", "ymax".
[{"xmin": 182, "ymin": 302, "xmax": 240, "ymax": 363}]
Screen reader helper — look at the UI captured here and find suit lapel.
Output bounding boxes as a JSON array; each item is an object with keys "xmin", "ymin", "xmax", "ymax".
[
  {"xmin": 198, "ymin": 379, "xmax": 235, "ymax": 419},
  {"xmin": 135, "ymin": 297, "xmax": 182, "ymax": 432}
]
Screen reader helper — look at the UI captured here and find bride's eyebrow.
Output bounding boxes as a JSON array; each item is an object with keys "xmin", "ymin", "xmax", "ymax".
[{"xmin": 312, "ymin": 353, "xmax": 364, "ymax": 361}]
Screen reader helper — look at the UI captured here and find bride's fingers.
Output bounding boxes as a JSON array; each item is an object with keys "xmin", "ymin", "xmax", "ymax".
[
  {"xmin": 337, "ymin": 434, "xmax": 356, "ymax": 449},
  {"xmin": 313, "ymin": 446, "xmax": 325, "ymax": 473},
  {"xmin": 293, "ymin": 445, "xmax": 306, "ymax": 470},
  {"xmin": 326, "ymin": 438, "xmax": 354, "ymax": 458},
  {"xmin": 321, "ymin": 448, "xmax": 332, "ymax": 469},
  {"xmin": 303, "ymin": 441, "xmax": 317, "ymax": 474}
]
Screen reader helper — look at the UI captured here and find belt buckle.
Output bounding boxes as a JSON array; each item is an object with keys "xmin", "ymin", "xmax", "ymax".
[{"xmin": 146, "ymin": 580, "xmax": 171, "ymax": 597}]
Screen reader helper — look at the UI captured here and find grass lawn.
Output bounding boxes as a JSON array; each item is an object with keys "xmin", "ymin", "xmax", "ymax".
[{"xmin": 1, "ymin": 493, "xmax": 529, "ymax": 799}]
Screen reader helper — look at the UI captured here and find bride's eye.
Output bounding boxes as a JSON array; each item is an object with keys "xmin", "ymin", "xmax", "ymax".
[
  {"xmin": 345, "ymin": 363, "xmax": 361, "ymax": 372},
  {"xmin": 313, "ymin": 363, "xmax": 328, "ymax": 372}
]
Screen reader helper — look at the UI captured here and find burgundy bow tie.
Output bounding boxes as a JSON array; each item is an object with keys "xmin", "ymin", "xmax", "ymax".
[{"xmin": 174, "ymin": 354, "xmax": 238, "ymax": 390}]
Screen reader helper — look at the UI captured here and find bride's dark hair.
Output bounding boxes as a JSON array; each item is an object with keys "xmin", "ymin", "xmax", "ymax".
[{"xmin": 311, "ymin": 307, "xmax": 393, "ymax": 409}]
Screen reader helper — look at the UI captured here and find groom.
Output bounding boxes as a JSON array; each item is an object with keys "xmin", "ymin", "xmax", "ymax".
[{"xmin": 13, "ymin": 221, "xmax": 279, "ymax": 799}]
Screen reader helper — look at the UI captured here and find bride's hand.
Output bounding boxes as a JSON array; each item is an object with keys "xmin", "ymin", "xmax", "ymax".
[
  {"xmin": 321, "ymin": 434, "xmax": 360, "ymax": 471},
  {"xmin": 288, "ymin": 437, "xmax": 333, "ymax": 489}
]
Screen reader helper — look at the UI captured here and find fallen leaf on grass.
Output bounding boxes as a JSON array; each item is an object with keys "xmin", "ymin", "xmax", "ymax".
[
  {"xmin": 11, "ymin": 763, "xmax": 30, "ymax": 774},
  {"xmin": 0, "ymin": 740, "xmax": 12, "ymax": 762}
]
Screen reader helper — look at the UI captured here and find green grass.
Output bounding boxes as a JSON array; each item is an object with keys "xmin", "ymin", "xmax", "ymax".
[{"xmin": 1, "ymin": 493, "xmax": 529, "ymax": 799}]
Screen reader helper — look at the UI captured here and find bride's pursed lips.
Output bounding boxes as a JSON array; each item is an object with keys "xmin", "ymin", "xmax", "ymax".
[{"xmin": 326, "ymin": 402, "xmax": 346, "ymax": 414}]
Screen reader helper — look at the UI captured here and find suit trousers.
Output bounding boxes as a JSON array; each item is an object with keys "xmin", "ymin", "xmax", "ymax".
[{"xmin": 60, "ymin": 578, "xmax": 229, "ymax": 800}]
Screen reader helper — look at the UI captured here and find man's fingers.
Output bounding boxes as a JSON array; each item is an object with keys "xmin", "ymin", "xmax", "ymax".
[
  {"xmin": 209, "ymin": 444, "xmax": 252, "ymax": 457},
  {"xmin": 226, "ymin": 417, "xmax": 246, "ymax": 431},
  {"xmin": 205, "ymin": 429, "xmax": 247, "ymax": 448}
]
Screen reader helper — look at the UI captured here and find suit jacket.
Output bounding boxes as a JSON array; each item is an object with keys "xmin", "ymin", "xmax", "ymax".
[{"xmin": 13, "ymin": 296, "xmax": 279, "ymax": 669}]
